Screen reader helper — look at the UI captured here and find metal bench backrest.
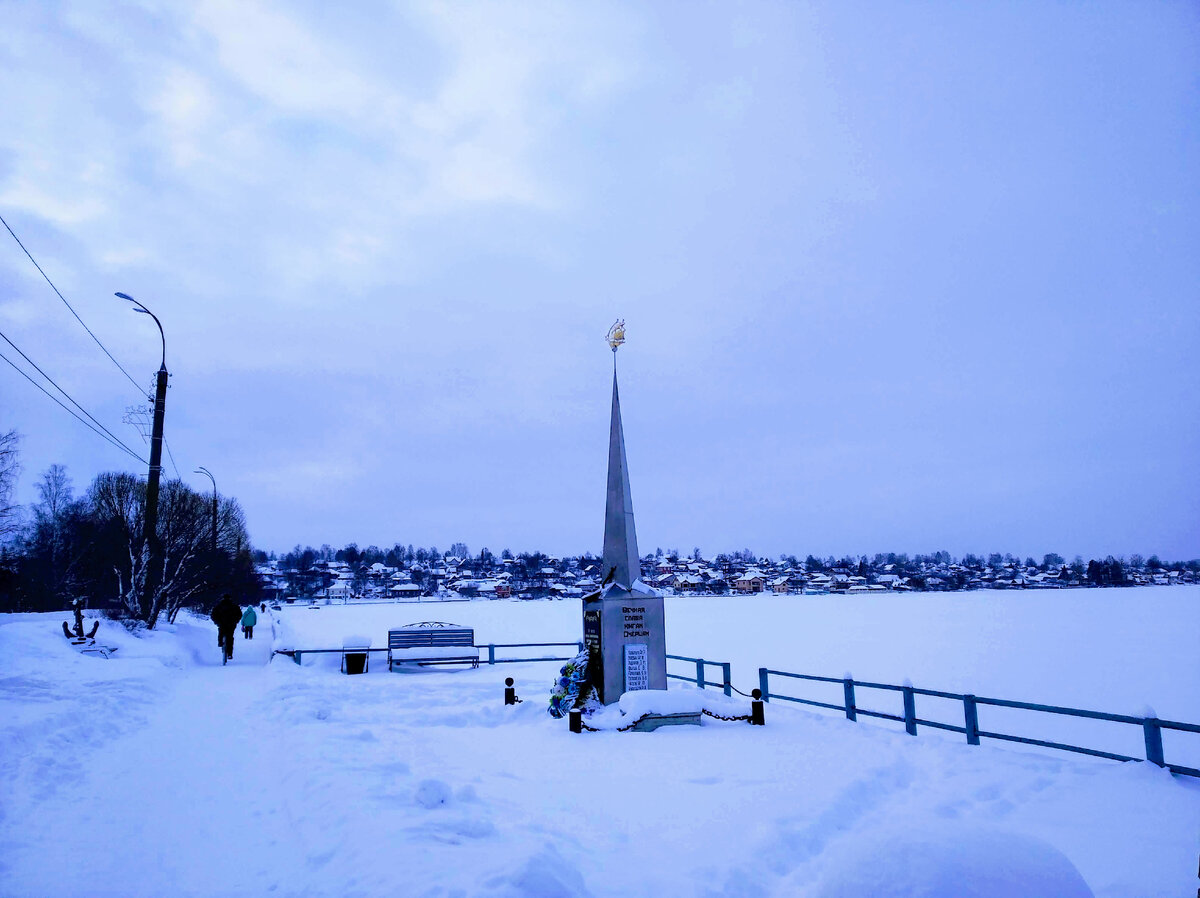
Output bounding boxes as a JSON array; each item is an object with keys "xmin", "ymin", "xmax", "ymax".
[{"xmin": 389, "ymin": 627, "xmax": 474, "ymax": 649}]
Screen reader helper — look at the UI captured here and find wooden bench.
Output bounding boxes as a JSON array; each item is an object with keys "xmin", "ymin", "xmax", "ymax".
[{"xmin": 388, "ymin": 622, "xmax": 479, "ymax": 670}]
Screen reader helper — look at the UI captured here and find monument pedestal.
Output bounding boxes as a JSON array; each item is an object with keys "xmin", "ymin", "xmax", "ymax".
[{"xmin": 582, "ymin": 587, "xmax": 667, "ymax": 705}]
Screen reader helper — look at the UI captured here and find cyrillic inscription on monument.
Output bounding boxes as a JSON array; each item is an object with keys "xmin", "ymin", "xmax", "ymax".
[
  {"xmin": 622, "ymin": 605, "xmax": 649, "ymax": 639},
  {"xmin": 624, "ymin": 643, "xmax": 649, "ymax": 692}
]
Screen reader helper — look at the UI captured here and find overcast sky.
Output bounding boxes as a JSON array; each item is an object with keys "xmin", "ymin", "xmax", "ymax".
[{"xmin": 2, "ymin": 1, "xmax": 1197, "ymax": 561}]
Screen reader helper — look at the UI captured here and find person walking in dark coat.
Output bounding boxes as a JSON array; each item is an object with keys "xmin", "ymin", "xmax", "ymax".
[{"xmin": 210, "ymin": 594, "xmax": 243, "ymax": 660}]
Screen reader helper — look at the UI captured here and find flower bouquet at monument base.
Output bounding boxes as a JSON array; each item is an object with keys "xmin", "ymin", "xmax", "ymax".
[{"xmin": 547, "ymin": 648, "xmax": 594, "ymax": 718}]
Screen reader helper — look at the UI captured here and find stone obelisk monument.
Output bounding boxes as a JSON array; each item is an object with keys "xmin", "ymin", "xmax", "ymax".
[{"xmin": 582, "ymin": 320, "xmax": 668, "ymax": 705}]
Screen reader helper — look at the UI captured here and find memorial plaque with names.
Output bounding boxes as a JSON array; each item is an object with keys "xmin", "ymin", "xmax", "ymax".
[
  {"xmin": 583, "ymin": 608, "xmax": 604, "ymax": 694},
  {"xmin": 624, "ymin": 643, "xmax": 649, "ymax": 692}
]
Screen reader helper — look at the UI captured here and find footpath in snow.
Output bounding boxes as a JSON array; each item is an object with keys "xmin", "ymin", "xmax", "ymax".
[{"xmin": 1, "ymin": 591, "xmax": 1198, "ymax": 897}]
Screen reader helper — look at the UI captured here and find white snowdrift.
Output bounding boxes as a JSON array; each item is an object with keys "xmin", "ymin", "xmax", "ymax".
[{"xmin": 806, "ymin": 823, "xmax": 1094, "ymax": 898}]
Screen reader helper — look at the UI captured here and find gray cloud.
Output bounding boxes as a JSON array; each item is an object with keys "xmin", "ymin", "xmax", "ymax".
[{"xmin": 2, "ymin": 1, "xmax": 1197, "ymax": 560}]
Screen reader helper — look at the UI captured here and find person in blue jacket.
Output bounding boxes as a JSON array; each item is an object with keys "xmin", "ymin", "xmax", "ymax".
[{"xmin": 241, "ymin": 604, "xmax": 257, "ymax": 640}]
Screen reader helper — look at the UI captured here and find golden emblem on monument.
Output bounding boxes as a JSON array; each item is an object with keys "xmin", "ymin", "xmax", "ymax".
[{"xmin": 605, "ymin": 319, "xmax": 626, "ymax": 352}]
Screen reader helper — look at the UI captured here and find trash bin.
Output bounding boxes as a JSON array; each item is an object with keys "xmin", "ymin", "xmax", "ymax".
[{"xmin": 342, "ymin": 636, "xmax": 371, "ymax": 675}]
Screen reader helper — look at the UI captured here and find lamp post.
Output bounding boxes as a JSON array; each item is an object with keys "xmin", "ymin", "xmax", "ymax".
[
  {"xmin": 117, "ymin": 292, "xmax": 167, "ymax": 621},
  {"xmin": 194, "ymin": 466, "xmax": 218, "ymax": 554}
]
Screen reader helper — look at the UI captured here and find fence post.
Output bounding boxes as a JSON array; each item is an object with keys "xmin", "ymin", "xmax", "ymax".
[
  {"xmin": 843, "ymin": 677, "xmax": 857, "ymax": 721},
  {"xmin": 696, "ymin": 658, "xmax": 706, "ymax": 689},
  {"xmin": 488, "ymin": 644, "xmax": 495, "ymax": 665},
  {"xmin": 759, "ymin": 668, "xmax": 770, "ymax": 703},
  {"xmin": 1143, "ymin": 718, "xmax": 1165, "ymax": 767},
  {"xmin": 903, "ymin": 686, "xmax": 917, "ymax": 736},
  {"xmin": 964, "ymin": 695, "xmax": 980, "ymax": 745},
  {"xmin": 721, "ymin": 662, "xmax": 732, "ymax": 697}
]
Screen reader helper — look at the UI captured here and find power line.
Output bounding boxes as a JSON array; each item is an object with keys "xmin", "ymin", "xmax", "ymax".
[
  {"xmin": 1, "ymin": 212, "xmax": 187, "ymax": 478},
  {"xmin": 0, "ymin": 211, "xmax": 144, "ymax": 395},
  {"xmin": 163, "ymin": 438, "xmax": 181, "ymax": 479},
  {"xmin": 0, "ymin": 347, "xmax": 147, "ymax": 465},
  {"xmin": 0, "ymin": 327, "xmax": 148, "ymax": 465}
]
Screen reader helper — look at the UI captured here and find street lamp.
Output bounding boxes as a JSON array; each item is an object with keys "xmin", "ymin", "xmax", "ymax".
[
  {"xmin": 117, "ymin": 291, "xmax": 168, "ymax": 621},
  {"xmin": 194, "ymin": 466, "xmax": 218, "ymax": 553},
  {"xmin": 115, "ymin": 292, "xmax": 165, "ymax": 370}
]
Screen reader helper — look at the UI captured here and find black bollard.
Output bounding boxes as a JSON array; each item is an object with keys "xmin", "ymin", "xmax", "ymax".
[
  {"xmin": 569, "ymin": 708, "xmax": 583, "ymax": 733},
  {"xmin": 504, "ymin": 677, "xmax": 518, "ymax": 706},
  {"xmin": 751, "ymin": 689, "xmax": 765, "ymax": 726}
]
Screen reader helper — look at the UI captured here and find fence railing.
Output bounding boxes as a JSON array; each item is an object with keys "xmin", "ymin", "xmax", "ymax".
[
  {"xmin": 756, "ymin": 668, "xmax": 1200, "ymax": 778},
  {"xmin": 272, "ymin": 638, "xmax": 1199, "ymax": 778},
  {"xmin": 478, "ymin": 642, "xmax": 583, "ymax": 664},
  {"xmin": 666, "ymin": 654, "xmax": 733, "ymax": 696},
  {"xmin": 274, "ymin": 641, "xmax": 582, "ymax": 667}
]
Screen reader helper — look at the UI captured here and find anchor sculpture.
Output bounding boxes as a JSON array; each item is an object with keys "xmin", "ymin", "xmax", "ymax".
[{"xmin": 61, "ymin": 599, "xmax": 116, "ymax": 657}]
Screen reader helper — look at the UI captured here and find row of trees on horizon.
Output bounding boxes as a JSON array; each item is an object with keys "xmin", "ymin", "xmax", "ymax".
[
  {"xmin": 4, "ymin": 429, "xmax": 1194, "ymax": 616},
  {"xmin": 262, "ymin": 541, "xmax": 1200, "ymax": 581},
  {"xmin": 0, "ymin": 432, "xmax": 261, "ymax": 622}
]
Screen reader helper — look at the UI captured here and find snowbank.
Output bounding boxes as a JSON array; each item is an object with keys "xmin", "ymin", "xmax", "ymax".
[
  {"xmin": 2, "ymin": 591, "xmax": 1198, "ymax": 897},
  {"xmin": 806, "ymin": 823, "xmax": 1094, "ymax": 898}
]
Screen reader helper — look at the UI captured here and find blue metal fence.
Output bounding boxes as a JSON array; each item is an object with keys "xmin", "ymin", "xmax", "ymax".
[
  {"xmin": 756, "ymin": 667, "xmax": 1200, "ymax": 778},
  {"xmin": 666, "ymin": 653, "xmax": 732, "ymax": 696},
  {"xmin": 277, "ymin": 640, "xmax": 1199, "ymax": 777},
  {"xmin": 275, "ymin": 641, "xmax": 583, "ymax": 666},
  {"xmin": 479, "ymin": 642, "xmax": 583, "ymax": 664}
]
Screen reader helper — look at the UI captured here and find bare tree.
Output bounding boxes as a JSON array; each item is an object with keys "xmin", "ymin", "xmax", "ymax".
[
  {"xmin": 87, "ymin": 473, "xmax": 217, "ymax": 629},
  {"xmin": 31, "ymin": 464, "xmax": 79, "ymax": 605},
  {"xmin": 89, "ymin": 471, "xmax": 147, "ymax": 620},
  {"xmin": 0, "ymin": 430, "xmax": 20, "ymax": 540},
  {"xmin": 216, "ymin": 495, "xmax": 249, "ymax": 556},
  {"xmin": 152, "ymin": 479, "xmax": 212, "ymax": 623},
  {"xmin": 35, "ymin": 463, "xmax": 72, "ymax": 519}
]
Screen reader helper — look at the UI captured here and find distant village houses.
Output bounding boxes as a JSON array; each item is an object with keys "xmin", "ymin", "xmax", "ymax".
[{"xmin": 253, "ymin": 545, "xmax": 1197, "ymax": 605}]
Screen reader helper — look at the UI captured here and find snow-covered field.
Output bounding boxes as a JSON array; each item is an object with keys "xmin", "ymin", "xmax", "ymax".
[{"xmin": 2, "ymin": 586, "xmax": 1198, "ymax": 897}]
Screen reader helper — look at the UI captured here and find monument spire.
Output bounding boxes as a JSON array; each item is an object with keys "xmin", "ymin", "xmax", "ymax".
[
  {"xmin": 602, "ymin": 367, "xmax": 641, "ymax": 590},
  {"xmin": 580, "ymin": 319, "xmax": 667, "ymax": 706}
]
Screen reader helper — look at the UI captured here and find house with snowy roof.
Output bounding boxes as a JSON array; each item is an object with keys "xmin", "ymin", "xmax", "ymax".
[{"xmin": 734, "ymin": 571, "xmax": 766, "ymax": 594}]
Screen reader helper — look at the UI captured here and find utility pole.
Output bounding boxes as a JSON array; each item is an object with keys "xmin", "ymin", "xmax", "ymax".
[
  {"xmin": 118, "ymin": 293, "xmax": 167, "ymax": 622},
  {"xmin": 146, "ymin": 360, "xmax": 168, "ymax": 610}
]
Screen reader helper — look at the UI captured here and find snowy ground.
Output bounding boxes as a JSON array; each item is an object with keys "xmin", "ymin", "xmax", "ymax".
[{"xmin": 1, "ymin": 586, "xmax": 1198, "ymax": 897}]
